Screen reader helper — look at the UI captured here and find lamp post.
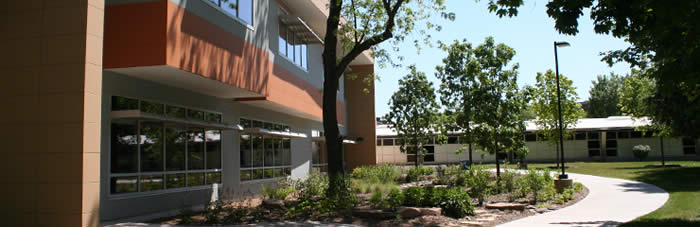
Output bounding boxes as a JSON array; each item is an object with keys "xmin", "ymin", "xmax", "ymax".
[{"xmin": 554, "ymin": 41, "xmax": 570, "ymax": 179}]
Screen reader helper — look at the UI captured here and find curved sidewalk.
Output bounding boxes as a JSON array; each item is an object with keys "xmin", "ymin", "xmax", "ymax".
[{"xmin": 497, "ymin": 172, "xmax": 669, "ymax": 227}]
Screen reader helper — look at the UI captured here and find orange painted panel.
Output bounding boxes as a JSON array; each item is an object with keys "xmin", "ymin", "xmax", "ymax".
[{"xmin": 104, "ymin": 1, "xmax": 166, "ymax": 68}]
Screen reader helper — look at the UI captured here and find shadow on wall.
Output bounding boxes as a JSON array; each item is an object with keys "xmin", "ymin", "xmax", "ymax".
[{"xmin": 167, "ymin": 0, "xmax": 270, "ymax": 96}]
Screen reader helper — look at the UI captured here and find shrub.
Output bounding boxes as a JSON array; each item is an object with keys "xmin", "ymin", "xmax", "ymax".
[
  {"xmin": 426, "ymin": 187, "xmax": 448, "ymax": 207},
  {"xmin": 297, "ymin": 172, "xmax": 328, "ymax": 201},
  {"xmin": 320, "ymin": 177, "xmax": 358, "ymax": 214},
  {"xmin": 501, "ymin": 169, "xmax": 518, "ymax": 193},
  {"xmin": 370, "ymin": 187, "xmax": 404, "ymax": 210},
  {"xmin": 553, "ymin": 188, "xmax": 575, "ymax": 204},
  {"xmin": 437, "ymin": 165, "xmax": 469, "ymax": 186},
  {"xmin": 403, "ymin": 187, "xmax": 426, "ymax": 207},
  {"xmin": 406, "ymin": 166, "xmax": 434, "ymax": 182},
  {"xmin": 466, "ymin": 165, "xmax": 492, "ymax": 205},
  {"xmin": 518, "ymin": 169, "xmax": 555, "ymax": 204},
  {"xmin": 204, "ymin": 199, "xmax": 226, "ymax": 224},
  {"xmin": 573, "ymin": 182, "xmax": 584, "ymax": 193},
  {"xmin": 261, "ymin": 178, "xmax": 296, "ymax": 200},
  {"xmin": 222, "ymin": 205, "xmax": 248, "ymax": 224},
  {"xmin": 352, "ymin": 165, "xmax": 400, "ymax": 183},
  {"xmin": 632, "ymin": 144, "xmax": 651, "ymax": 161},
  {"xmin": 441, "ymin": 187, "xmax": 475, "ymax": 218}
]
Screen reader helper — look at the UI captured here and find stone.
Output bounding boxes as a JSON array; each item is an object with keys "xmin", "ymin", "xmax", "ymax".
[
  {"xmin": 485, "ymin": 203, "xmax": 526, "ymax": 211},
  {"xmin": 526, "ymin": 205, "xmax": 536, "ymax": 209},
  {"xmin": 474, "ymin": 209, "xmax": 488, "ymax": 215},
  {"xmin": 536, "ymin": 208, "xmax": 548, "ymax": 213},
  {"xmin": 262, "ymin": 199, "xmax": 285, "ymax": 208},
  {"xmin": 398, "ymin": 207, "xmax": 423, "ymax": 218},
  {"xmin": 420, "ymin": 207, "xmax": 442, "ymax": 216},
  {"xmin": 352, "ymin": 208, "xmax": 395, "ymax": 219},
  {"xmin": 434, "ymin": 185, "xmax": 449, "ymax": 189},
  {"xmin": 460, "ymin": 221, "xmax": 485, "ymax": 226}
]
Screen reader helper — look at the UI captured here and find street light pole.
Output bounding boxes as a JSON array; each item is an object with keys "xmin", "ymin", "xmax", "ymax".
[{"xmin": 554, "ymin": 41, "xmax": 569, "ymax": 180}]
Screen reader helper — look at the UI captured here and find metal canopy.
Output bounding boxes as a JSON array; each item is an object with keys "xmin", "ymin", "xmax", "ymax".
[
  {"xmin": 279, "ymin": 15, "xmax": 323, "ymax": 44},
  {"xmin": 242, "ymin": 127, "xmax": 308, "ymax": 139},
  {"xmin": 311, "ymin": 136, "xmax": 364, "ymax": 144},
  {"xmin": 111, "ymin": 110, "xmax": 243, "ymax": 130}
]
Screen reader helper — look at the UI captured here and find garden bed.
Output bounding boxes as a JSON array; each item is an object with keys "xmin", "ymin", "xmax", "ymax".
[{"xmin": 151, "ymin": 165, "xmax": 589, "ymax": 226}]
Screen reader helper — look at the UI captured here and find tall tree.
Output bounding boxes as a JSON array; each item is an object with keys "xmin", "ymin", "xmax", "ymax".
[
  {"xmin": 541, "ymin": 0, "xmax": 700, "ymax": 137},
  {"xmin": 437, "ymin": 37, "xmax": 527, "ymax": 179},
  {"xmin": 619, "ymin": 68, "xmax": 670, "ymax": 166},
  {"xmin": 386, "ymin": 65, "xmax": 441, "ymax": 167},
  {"xmin": 587, "ymin": 73, "xmax": 624, "ymax": 118},
  {"xmin": 530, "ymin": 70, "xmax": 585, "ymax": 164}
]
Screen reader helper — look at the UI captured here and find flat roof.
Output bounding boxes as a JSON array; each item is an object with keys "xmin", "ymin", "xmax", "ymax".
[{"xmin": 376, "ymin": 116, "xmax": 651, "ymax": 137}]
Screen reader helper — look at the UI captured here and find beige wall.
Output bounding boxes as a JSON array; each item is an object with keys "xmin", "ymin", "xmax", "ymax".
[
  {"xmin": 1, "ymin": 0, "xmax": 104, "ymax": 226},
  {"xmin": 343, "ymin": 65, "xmax": 377, "ymax": 169}
]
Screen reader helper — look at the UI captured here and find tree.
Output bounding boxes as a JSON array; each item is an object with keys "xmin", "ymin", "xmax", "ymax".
[
  {"xmin": 386, "ymin": 65, "xmax": 441, "ymax": 167},
  {"xmin": 619, "ymin": 68, "xmax": 670, "ymax": 166},
  {"xmin": 541, "ymin": 0, "xmax": 700, "ymax": 137},
  {"xmin": 587, "ymin": 73, "xmax": 624, "ymax": 118},
  {"xmin": 530, "ymin": 70, "xmax": 585, "ymax": 165},
  {"xmin": 436, "ymin": 37, "xmax": 527, "ymax": 179}
]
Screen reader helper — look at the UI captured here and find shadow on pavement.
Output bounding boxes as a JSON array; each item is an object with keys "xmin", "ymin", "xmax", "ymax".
[
  {"xmin": 549, "ymin": 220, "xmax": 621, "ymax": 226},
  {"xmin": 616, "ymin": 182, "xmax": 666, "ymax": 194}
]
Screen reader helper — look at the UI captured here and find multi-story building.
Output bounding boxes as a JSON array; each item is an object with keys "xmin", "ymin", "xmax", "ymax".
[
  {"xmin": 3, "ymin": 0, "xmax": 377, "ymax": 225},
  {"xmin": 376, "ymin": 116, "xmax": 700, "ymax": 164}
]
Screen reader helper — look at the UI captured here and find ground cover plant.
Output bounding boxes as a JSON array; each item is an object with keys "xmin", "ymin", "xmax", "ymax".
[{"xmin": 524, "ymin": 161, "xmax": 700, "ymax": 227}]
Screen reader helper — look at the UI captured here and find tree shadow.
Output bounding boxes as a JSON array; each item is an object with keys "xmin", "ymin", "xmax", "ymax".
[
  {"xmin": 619, "ymin": 218, "xmax": 700, "ymax": 227},
  {"xmin": 549, "ymin": 220, "xmax": 621, "ymax": 226},
  {"xmin": 617, "ymin": 182, "xmax": 667, "ymax": 194},
  {"xmin": 627, "ymin": 167, "xmax": 700, "ymax": 193}
]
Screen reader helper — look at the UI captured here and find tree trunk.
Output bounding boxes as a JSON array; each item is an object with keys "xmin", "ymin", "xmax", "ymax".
[
  {"xmin": 414, "ymin": 143, "xmax": 420, "ymax": 167},
  {"xmin": 468, "ymin": 142, "xmax": 473, "ymax": 167},
  {"xmin": 323, "ymin": 72, "xmax": 344, "ymax": 196}
]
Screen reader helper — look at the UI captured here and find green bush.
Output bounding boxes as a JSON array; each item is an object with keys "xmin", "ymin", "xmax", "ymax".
[
  {"xmin": 437, "ymin": 165, "xmax": 469, "ymax": 186},
  {"xmin": 297, "ymin": 172, "xmax": 328, "ymax": 201},
  {"xmin": 261, "ymin": 178, "xmax": 296, "ymax": 200},
  {"xmin": 573, "ymin": 182, "xmax": 584, "ymax": 193},
  {"xmin": 370, "ymin": 187, "xmax": 404, "ymax": 210},
  {"xmin": 632, "ymin": 144, "xmax": 651, "ymax": 161},
  {"xmin": 403, "ymin": 187, "xmax": 426, "ymax": 207},
  {"xmin": 406, "ymin": 166, "xmax": 435, "ymax": 182},
  {"xmin": 351, "ymin": 165, "xmax": 400, "ymax": 183},
  {"xmin": 320, "ymin": 177, "xmax": 358, "ymax": 214},
  {"xmin": 501, "ymin": 169, "xmax": 518, "ymax": 193},
  {"xmin": 466, "ymin": 165, "xmax": 492, "ymax": 205},
  {"xmin": 554, "ymin": 188, "xmax": 575, "ymax": 204},
  {"xmin": 441, "ymin": 187, "xmax": 475, "ymax": 218},
  {"xmin": 518, "ymin": 169, "xmax": 555, "ymax": 204}
]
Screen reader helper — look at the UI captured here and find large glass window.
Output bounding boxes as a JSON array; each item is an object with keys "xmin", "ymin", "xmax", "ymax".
[
  {"xmin": 279, "ymin": 11, "xmax": 309, "ymax": 69},
  {"xmin": 682, "ymin": 138, "xmax": 696, "ymax": 155},
  {"xmin": 240, "ymin": 134, "xmax": 252, "ymax": 168},
  {"xmin": 210, "ymin": 0, "xmax": 253, "ymax": 25},
  {"xmin": 109, "ymin": 97, "xmax": 224, "ymax": 195}
]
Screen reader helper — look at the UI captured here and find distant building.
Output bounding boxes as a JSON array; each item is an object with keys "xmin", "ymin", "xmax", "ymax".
[{"xmin": 376, "ymin": 116, "xmax": 699, "ymax": 164}]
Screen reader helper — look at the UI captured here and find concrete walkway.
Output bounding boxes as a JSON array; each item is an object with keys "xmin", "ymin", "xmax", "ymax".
[{"xmin": 497, "ymin": 172, "xmax": 669, "ymax": 227}]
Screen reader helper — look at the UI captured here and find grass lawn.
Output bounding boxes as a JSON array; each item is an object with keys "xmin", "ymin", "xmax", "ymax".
[{"xmin": 486, "ymin": 161, "xmax": 700, "ymax": 227}]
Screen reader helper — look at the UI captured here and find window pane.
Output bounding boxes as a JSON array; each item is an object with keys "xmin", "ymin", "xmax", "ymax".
[
  {"xmin": 312, "ymin": 141, "xmax": 321, "ymax": 165},
  {"xmin": 166, "ymin": 106, "xmax": 186, "ymax": 119},
  {"xmin": 575, "ymin": 132, "xmax": 586, "ymax": 140},
  {"xmin": 384, "ymin": 138, "xmax": 394, "ymax": 146},
  {"xmin": 272, "ymin": 168, "xmax": 282, "ymax": 178},
  {"xmin": 166, "ymin": 128, "xmax": 186, "ymax": 171},
  {"xmin": 252, "ymin": 120, "xmax": 263, "ymax": 128},
  {"xmin": 240, "ymin": 170, "xmax": 252, "ymax": 181},
  {"xmin": 111, "ymin": 176, "xmax": 138, "ymax": 194},
  {"xmin": 287, "ymin": 31, "xmax": 294, "ymax": 60},
  {"xmin": 206, "ymin": 112, "xmax": 222, "ymax": 123},
  {"xmin": 140, "ymin": 174, "xmax": 164, "ymax": 192},
  {"xmin": 252, "ymin": 135, "xmax": 263, "ymax": 167},
  {"xmin": 682, "ymin": 138, "xmax": 696, "ymax": 146},
  {"xmin": 525, "ymin": 133, "xmax": 537, "ymax": 142},
  {"xmin": 283, "ymin": 167, "xmax": 291, "ymax": 176},
  {"xmin": 140, "ymin": 100, "xmax": 164, "ymax": 115},
  {"xmin": 448, "ymin": 136, "xmax": 459, "ymax": 144},
  {"xmin": 206, "ymin": 172, "xmax": 222, "ymax": 184},
  {"xmin": 240, "ymin": 118, "xmax": 251, "ymax": 128},
  {"xmin": 275, "ymin": 139, "xmax": 284, "ymax": 166},
  {"xmin": 166, "ymin": 173, "xmax": 185, "ymax": 189},
  {"xmin": 240, "ymin": 134, "xmax": 252, "ymax": 168},
  {"xmin": 264, "ymin": 169, "xmax": 274, "ymax": 179},
  {"xmin": 111, "ymin": 123, "xmax": 138, "ymax": 173},
  {"xmin": 188, "ymin": 130, "xmax": 205, "ymax": 170},
  {"xmin": 377, "ymin": 139, "xmax": 382, "ymax": 146},
  {"xmin": 221, "ymin": 0, "xmax": 237, "ymax": 17},
  {"xmin": 588, "ymin": 132, "xmax": 600, "ymax": 140},
  {"xmin": 264, "ymin": 137, "xmax": 274, "ymax": 166},
  {"xmin": 631, "ymin": 131, "xmax": 643, "ymax": 138},
  {"xmin": 111, "ymin": 96, "xmax": 138, "ymax": 111},
  {"xmin": 238, "ymin": 0, "xmax": 253, "ymax": 25},
  {"xmin": 206, "ymin": 130, "xmax": 222, "ymax": 169},
  {"xmin": 618, "ymin": 131, "xmax": 629, "ymax": 139},
  {"xmin": 187, "ymin": 109, "xmax": 205, "ymax": 121},
  {"xmin": 301, "ymin": 44, "xmax": 308, "ymax": 69},
  {"xmin": 283, "ymin": 138, "xmax": 291, "ymax": 165},
  {"xmin": 278, "ymin": 23, "xmax": 287, "ymax": 56},
  {"xmin": 683, "ymin": 147, "xmax": 696, "ymax": 155},
  {"xmin": 295, "ymin": 39, "xmax": 302, "ymax": 65},
  {"xmin": 187, "ymin": 173, "xmax": 205, "ymax": 186},
  {"xmin": 140, "ymin": 123, "xmax": 164, "ymax": 172},
  {"xmin": 253, "ymin": 169, "xmax": 264, "ymax": 180}
]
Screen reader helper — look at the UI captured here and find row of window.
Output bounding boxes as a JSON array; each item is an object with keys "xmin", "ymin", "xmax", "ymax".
[
  {"xmin": 111, "ymin": 122, "xmax": 222, "ymax": 194},
  {"xmin": 278, "ymin": 16, "xmax": 309, "ymax": 69},
  {"xmin": 240, "ymin": 118, "xmax": 290, "ymax": 132},
  {"xmin": 112, "ymin": 96, "xmax": 223, "ymax": 123},
  {"xmin": 240, "ymin": 134, "xmax": 291, "ymax": 181},
  {"xmin": 208, "ymin": 0, "xmax": 254, "ymax": 25}
]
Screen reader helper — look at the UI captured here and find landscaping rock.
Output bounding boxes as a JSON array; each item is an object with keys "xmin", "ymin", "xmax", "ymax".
[
  {"xmin": 485, "ymin": 203, "xmax": 526, "ymax": 211},
  {"xmin": 433, "ymin": 185, "xmax": 449, "ymax": 189},
  {"xmin": 262, "ymin": 199, "xmax": 285, "ymax": 208},
  {"xmin": 535, "ymin": 208, "xmax": 548, "ymax": 213},
  {"xmin": 526, "ymin": 205, "xmax": 536, "ymax": 210},
  {"xmin": 420, "ymin": 207, "xmax": 442, "ymax": 216},
  {"xmin": 398, "ymin": 207, "xmax": 423, "ymax": 218},
  {"xmin": 352, "ymin": 208, "xmax": 395, "ymax": 219}
]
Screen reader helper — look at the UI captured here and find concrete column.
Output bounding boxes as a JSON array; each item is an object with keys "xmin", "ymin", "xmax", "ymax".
[
  {"xmin": 343, "ymin": 65, "xmax": 377, "ymax": 170},
  {"xmin": 1, "ymin": 0, "xmax": 104, "ymax": 226}
]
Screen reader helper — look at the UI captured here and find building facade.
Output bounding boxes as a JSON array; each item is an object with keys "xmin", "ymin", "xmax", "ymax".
[
  {"xmin": 376, "ymin": 116, "xmax": 700, "ymax": 165},
  {"xmin": 3, "ymin": 0, "xmax": 377, "ymax": 225}
]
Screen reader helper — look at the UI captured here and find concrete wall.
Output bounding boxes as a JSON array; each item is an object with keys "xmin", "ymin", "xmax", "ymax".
[{"xmin": 1, "ymin": 0, "xmax": 105, "ymax": 226}]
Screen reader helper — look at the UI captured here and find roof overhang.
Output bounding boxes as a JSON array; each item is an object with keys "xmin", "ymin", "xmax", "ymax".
[
  {"xmin": 235, "ymin": 97, "xmax": 322, "ymax": 123},
  {"xmin": 111, "ymin": 110, "xmax": 243, "ymax": 130},
  {"xmin": 242, "ymin": 127, "xmax": 308, "ymax": 138},
  {"xmin": 310, "ymin": 136, "xmax": 363, "ymax": 144}
]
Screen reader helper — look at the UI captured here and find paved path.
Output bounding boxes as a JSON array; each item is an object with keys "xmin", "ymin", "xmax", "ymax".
[
  {"xmin": 497, "ymin": 172, "xmax": 668, "ymax": 227},
  {"xmin": 103, "ymin": 172, "xmax": 668, "ymax": 227}
]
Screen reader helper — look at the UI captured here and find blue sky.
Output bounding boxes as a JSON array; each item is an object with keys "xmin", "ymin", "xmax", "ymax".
[{"xmin": 373, "ymin": 0, "xmax": 632, "ymax": 117}]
